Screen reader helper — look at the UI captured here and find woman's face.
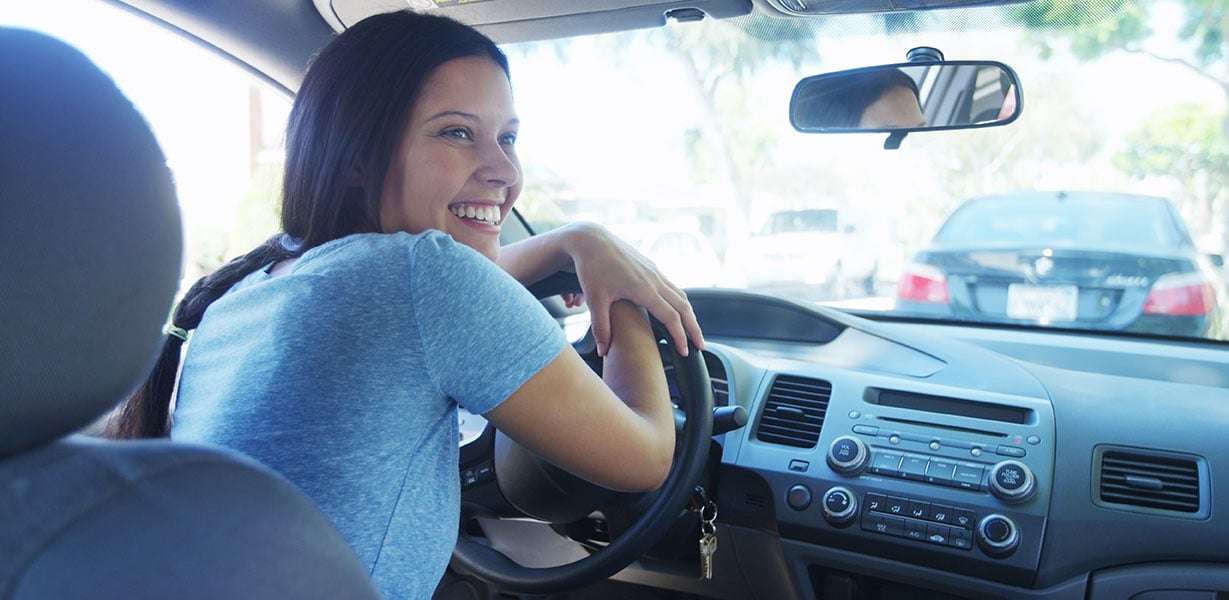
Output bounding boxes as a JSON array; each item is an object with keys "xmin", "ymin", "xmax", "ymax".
[
  {"xmin": 380, "ymin": 55, "xmax": 521, "ymax": 261},
  {"xmin": 858, "ymin": 85, "xmax": 926, "ymax": 129}
]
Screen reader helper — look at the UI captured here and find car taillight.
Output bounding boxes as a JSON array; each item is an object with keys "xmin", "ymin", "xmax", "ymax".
[
  {"xmin": 1143, "ymin": 272, "xmax": 1216, "ymax": 316},
  {"xmin": 897, "ymin": 263, "xmax": 949, "ymax": 303}
]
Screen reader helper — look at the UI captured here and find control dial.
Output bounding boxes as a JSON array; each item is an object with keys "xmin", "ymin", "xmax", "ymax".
[
  {"xmin": 976, "ymin": 514, "xmax": 1020, "ymax": 557},
  {"xmin": 827, "ymin": 435, "xmax": 870, "ymax": 475},
  {"xmin": 821, "ymin": 486, "xmax": 859, "ymax": 527},
  {"xmin": 988, "ymin": 460, "xmax": 1036, "ymax": 504}
]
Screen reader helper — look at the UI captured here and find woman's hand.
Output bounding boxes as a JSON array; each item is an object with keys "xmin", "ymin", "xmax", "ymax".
[
  {"xmin": 562, "ymin": 223, "xmax": 705, "ymax": 357},
  {"xmin": 498, "ymin": 221, "xmax": 706, "ymax": 357}
]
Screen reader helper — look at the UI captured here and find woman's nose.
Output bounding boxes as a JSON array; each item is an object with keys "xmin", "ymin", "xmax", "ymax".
[{"xmin": 477, "ymin": 142, "xmax": 520, "ymax": 188}]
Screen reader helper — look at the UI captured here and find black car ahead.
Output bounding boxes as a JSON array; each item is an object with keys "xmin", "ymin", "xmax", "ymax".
[{"xmin": 895, "ymin": 191, "xmax": 1226, "ymax": 339}]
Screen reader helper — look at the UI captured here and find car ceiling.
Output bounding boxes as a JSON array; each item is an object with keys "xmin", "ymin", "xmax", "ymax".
[{"xmin": 104, "ymin": 0, "xmax": 1028, "ymax": 95}]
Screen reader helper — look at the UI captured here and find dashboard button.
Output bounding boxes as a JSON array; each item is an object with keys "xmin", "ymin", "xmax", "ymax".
[
  {"xmin": 907, "ymin": 500, "xmax": 930, "ymax": 520},
  {"xmin": 864, "ymin": 492, "xmax": 887, "ymax": 514},
  {"xmin": 899, "ymin": 456, "xmax": 929, "ymax": 480},
  {"xmin": 904, "ymin": 519, "xmax": 926, "ymax": 541},
  {"xmin": 977, "ymin": 514, "xmax": 1021, "ymax": 557},
  {"xmin": 952, "ymin": 464, "xmax": 985, "ymax": 490},
  {"xmin": 870, "ymin": 452, "xmax": 909, "ymax": 474},
  {"xmin": 925, "ymin": 523, "xmax": 951, "ymax": 546},
  {"xmin": 996, "ymin": 445, "xmax": 1027, "ymax": 458},
  {"xmin": 952, "ymin": 508, "xmax": 977, "ymax": 529},
  {"xmin": 852, "ymin": 424, "xmax": 879, "ymax": 436},
  {"xmin": 827, "ymin": 435, "xmax": 870, "ymax": 475},
  {"xmin": 949, "ymin": 528, "xmax": 973, "ymax": 550},
  {"xmin": 883, "ymin": 496, "xmax": 908, "ymax": 517},
  {"xmin": 869, "ymin": 451, "xmax": 904, "ymax": 476},
  {"xmin": 786, "ymin": 485, "xmax": 812, "ymax": 510},
  {"xmin": 929, "ymin": 504, "xmax": 953, "ymax": 525},
  {"xmin": 821, "ymin": 486, "xmax": 858, "ymax": 526},
  {"xmin": 989, "ymin": 460, "xmax": 1036, "ymax": 503},
  {"xmin": 878, "ymin": 516, "xmax": 905, "ymax": 536},
  {"xmin": 788, "ymin": 459, "xmax": 810, "ymax": 472},
  {"xmin": 925, "ymin": 459, "xmax": 957, "ymax": 484}
]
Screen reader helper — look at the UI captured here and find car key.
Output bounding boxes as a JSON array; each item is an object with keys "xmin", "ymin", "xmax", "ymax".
[{"xmin": 699, "ymin": 500, "xmax": 718, "ymax": 580}]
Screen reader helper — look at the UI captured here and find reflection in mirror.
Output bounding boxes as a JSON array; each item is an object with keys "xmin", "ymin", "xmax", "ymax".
[{"xmin": 790, "ymin": 61, "xmax": 1021, "ymax": 133}]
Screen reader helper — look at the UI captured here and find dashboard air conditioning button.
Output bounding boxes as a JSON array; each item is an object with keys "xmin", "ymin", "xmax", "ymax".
[
  {"xmin": 821, "ymin": 486, "xmax": 858, "ymax": 526},
  {"xmin": 976, "ymin": 514, "xmax": 1020, "ymax": 557}
]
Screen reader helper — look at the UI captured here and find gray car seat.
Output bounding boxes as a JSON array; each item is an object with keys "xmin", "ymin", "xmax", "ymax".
[{"xmin": 0, "ymin": 27, "xmax": 379, "ymax": 599}]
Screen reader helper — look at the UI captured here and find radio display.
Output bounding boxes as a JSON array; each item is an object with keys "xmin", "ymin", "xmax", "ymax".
[{"xmin": 873, "ymin": 390, "xmax": 1032, "ymax": 425}]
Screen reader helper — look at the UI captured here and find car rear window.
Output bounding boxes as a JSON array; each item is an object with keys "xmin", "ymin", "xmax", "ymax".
[
  {"xmin": 933, "ymin": 195, "xmax": 1188, "ymax": 249},
  {"xmin": 762, "ymin": 209, "xmax": 839, "ymax": 235}
]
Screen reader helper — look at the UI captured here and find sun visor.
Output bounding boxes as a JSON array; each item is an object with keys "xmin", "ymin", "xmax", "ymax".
[{"xmin": 315, "ymin": 0, "xmax": 752, "ymax": 42}]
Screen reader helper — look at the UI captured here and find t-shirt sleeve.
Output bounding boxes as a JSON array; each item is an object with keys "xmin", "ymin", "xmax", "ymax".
[{"xmin": 408, "ymin": 232, "xmax": 568, "ymax": 415}]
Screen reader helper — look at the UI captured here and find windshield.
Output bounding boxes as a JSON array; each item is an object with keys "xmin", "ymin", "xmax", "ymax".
[
  {"xmin": 933, "ymin": 193, "xmax": 1189, "ymax": 249},
  {"xmin": 506, "ymin": 0, "xmax": 1229, "ymax": 341}
]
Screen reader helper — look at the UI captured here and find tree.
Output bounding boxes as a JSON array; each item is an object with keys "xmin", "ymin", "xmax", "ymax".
[
  {"xmin": 1013, "ymin": 0, "xmax": 1228, "ymax": 133},
  {"xmin": 1115, "ymin": 103, "xmax": 1229, "ymax": 243},
  {"xmin": 1014, "ymin": 0, "xmax": 1229, "ymax": 249},
  {"xmin": 657, "ymin": 16, "xmax": 818, "ymax": 254}
]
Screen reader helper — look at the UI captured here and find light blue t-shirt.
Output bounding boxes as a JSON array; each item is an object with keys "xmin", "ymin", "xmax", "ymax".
[{"xmin": 172, "ymin": 231, "xmax": 567, "ymax": 598}]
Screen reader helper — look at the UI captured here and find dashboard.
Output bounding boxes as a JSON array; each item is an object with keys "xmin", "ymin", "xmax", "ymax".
[
  {"xmin": 645, "ymin": 289, "xmax": 1228, "ymax": 599},
  {"xmin": 462, "ymin": 288, "xmax": 1229, "ymax": 599}
]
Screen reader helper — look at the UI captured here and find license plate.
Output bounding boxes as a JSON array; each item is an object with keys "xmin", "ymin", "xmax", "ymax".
[{"xmin": 1006, "ymin": 284, "xmax": 1078, "ymax": 321}]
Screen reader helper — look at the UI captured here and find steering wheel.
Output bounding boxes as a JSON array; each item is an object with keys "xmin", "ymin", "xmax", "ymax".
[{"xmin": 451, "ymin": 272, "xmax": 714, "ymax": 595}]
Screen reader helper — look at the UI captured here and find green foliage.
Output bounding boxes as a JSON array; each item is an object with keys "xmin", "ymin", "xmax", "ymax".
[
  {"xmin": 1012, "ymin": 0, "xmax": 1227, "ymax": 70},
  {"xmin": 1179, "ymin": 0, "xmax": 1227, "ymax": 68},
  {"xmin": 1115, "ymin": 103, "xmax": 1229, "ymax": 186},
  {"xmin": 1011, "ymin": 0, "xmax": 1150, "ymax": 60}
]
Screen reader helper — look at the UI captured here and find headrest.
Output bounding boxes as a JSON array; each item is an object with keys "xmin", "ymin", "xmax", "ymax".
[{"xmin": 0, "ymin": 28, "xmax": 183, "ymax": 455}]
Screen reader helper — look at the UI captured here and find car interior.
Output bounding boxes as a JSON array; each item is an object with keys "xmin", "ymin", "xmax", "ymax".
[
  {"xmin": 0, "ymin": 27, "xmax": 379, "ymax": 599},
  {"xmin": 3, "ymin": 0, "xmax": 1228, "ymax": 599}
]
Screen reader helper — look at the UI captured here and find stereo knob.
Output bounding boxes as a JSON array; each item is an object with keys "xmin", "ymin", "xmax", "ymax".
[
  {"xmin": 976, "ymin": 514, "xmax": 1020, "ymax": 557},
  {"xmin": 827, "ymin": 435, "xmax": 869, "ymax": 475},
  {"xmin": 821, "ymin": 486, "xmax": 858, "ymax": 527},
  {"xmin": 988, "ymin": 460, "xmax": 1036, "ymax": 504}
]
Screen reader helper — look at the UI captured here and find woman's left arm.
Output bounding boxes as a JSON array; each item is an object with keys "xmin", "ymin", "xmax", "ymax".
[{"xmin": 497, "ymin": 221, "xmax": 705, "ymax": 357}]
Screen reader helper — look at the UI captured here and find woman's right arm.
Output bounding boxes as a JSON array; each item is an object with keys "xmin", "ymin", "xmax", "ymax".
[{"xmin": 482, "ymin": 300, "xmax": 674, "ymax": 492}]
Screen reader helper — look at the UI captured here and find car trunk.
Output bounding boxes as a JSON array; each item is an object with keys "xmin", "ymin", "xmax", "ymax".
[{"xmin": 922, "ymin": 247, "xmax": 1195, "ymax": 328}]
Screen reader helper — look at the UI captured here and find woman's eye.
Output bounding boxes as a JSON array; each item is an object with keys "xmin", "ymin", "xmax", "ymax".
[
  {"xmin": 500, "ymin": 132, "xmax": 518, "ymax": 146},
  {"xmin": 441, "ymin": 127, "xmax": 473, "ymax": 140}
]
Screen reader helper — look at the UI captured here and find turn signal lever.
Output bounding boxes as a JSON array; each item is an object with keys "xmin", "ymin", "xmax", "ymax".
[
  {"xmin": 713, "ymin": 405, "xmax": 748, "ymax": 435},
  {"xmin": 674, "ymin": 405, "xmax": 748, "ymax": 436}
]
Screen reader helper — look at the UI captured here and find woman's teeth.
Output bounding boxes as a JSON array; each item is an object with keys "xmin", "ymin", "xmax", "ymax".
[{"xmin": 450, "ymin": 205, "xmax": 500, "ymax": 224}]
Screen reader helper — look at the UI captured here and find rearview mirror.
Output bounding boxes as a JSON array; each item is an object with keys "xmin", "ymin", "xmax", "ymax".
[{"xmin": 790, "ymin": 61, "xmax": 1022, "ymax": 134}]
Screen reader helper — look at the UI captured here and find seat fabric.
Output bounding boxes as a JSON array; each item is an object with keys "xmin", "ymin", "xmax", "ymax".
[{"xmin": 0, "ymin": 26, "xmax": 379, "ymax": 600}]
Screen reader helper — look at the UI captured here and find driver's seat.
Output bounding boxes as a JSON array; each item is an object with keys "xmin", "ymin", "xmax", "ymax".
[{"xmin": 0, "ymin": 27, "xmax": 378, "ymax": 599}]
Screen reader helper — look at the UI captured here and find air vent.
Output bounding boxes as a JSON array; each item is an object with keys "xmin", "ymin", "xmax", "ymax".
[
  {"xmin": 755, "ymin": 375, "xmax": 831, "ymax": 448},
  {"xmin": 1097, "ymin": 448, "xmax": 1203, "ymax": 515}
]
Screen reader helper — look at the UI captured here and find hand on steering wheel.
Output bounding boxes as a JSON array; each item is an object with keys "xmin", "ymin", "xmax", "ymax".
[{"xmin": 452, "ymin": 299, "xmax": 714, "ymax": 595}]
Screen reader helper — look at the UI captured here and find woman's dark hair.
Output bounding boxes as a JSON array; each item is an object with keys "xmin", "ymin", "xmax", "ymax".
[
  {"xmin": 107, "ymin": 11, "xmax": 509, "ymax": 438},
  {"xmin": 793, "ymin": 67, "xmax": 920, "ymax": 130}
]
